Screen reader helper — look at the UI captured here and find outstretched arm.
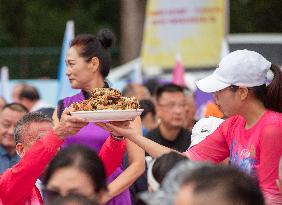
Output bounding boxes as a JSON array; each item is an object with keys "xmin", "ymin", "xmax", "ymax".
[
  {"xmin": 98, "ymin": 136, "xmax": 126, "ymax": 177},
  {"xmin": 0, "ymin": 108, "xmax": 87, "ymax": 205},
  {"xmin": 124, "ymin": 132, "xmax": 174, "ymax": 159},
  {"xmin": 0, "ymin": 130, "xmax": 63, "ymax": 205},
  {"xmin": 97, "ymin": 118, "xmax": 146, "ymax": 204},
  {"xmin": 96, "ymin": 120, "xmax": 176, "ymax": 159}
]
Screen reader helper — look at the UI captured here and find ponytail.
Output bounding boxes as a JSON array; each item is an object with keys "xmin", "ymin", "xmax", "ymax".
[{"xmin": 265, "ymin": 64, "xmax": 282, "ymax": 112}]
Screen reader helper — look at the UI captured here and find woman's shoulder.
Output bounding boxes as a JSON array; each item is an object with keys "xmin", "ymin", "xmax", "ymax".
[
  {"xmin": 262, "ymin": 110, "xmax": 282, "ymax": 126},
  {"xmin": 59, "ymin": 92, "xmax": 84, "ymax": 108},
  {"xmin": 57, "ymin": 92, "xmax": 84, "ymax": 119},
  {"xmin": 221, "ymin": 115, "xmax": 244, "ymax": 127},
  {"xmin": 259, "ymin": 111, "xmax": 282, "ymax": 141}
]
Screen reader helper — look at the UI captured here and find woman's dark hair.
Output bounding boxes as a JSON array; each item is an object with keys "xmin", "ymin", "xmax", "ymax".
[
  {"xmin": 229, "ymin": 64, "xmax": 282, "ymax": 113},
  {"xmin": 264, "ymin": 64, "xmax": 282, "ymax": 112},
  {"xmin": 70, "ymin": 29, "xmax": 115, "ymax": 78},
  {"xmin": 247, "ymin": 64, "xmax": 282, "ymax": 113},
  {"xmin": 43, "ymin": 145, "xmax": 107, "ymax": 193},
  {"xmin": 152, "ymin": 152, "xmax": 188, "ymax": 184}
]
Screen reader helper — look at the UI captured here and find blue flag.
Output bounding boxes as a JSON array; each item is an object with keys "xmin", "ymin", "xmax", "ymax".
[{"xmin": 57, "ymin": 20, "xmax": 77, "ymax": 101}]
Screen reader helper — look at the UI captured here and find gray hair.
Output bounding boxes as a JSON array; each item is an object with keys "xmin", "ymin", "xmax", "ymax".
[{"xmin": 14, "ymin": 112, "xmax": 52, "ymax": 144}]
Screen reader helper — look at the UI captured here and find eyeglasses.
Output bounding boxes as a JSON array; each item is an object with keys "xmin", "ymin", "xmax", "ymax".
[
  {"xmin": 158, "ymin": 103, "xmax": 186, "ymax": 109},
  {"xmin": 42, "ymin": 187, "xmax": 94, "ymax": 203},
  {"xmin": 42, "ymin": 188, "xmax": 61, "ymax": 203}
]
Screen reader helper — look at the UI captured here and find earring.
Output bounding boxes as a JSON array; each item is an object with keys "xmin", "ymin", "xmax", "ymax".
[{"xmin": 157, "ymin": 118, "xmax": 161, "ymax": 124}]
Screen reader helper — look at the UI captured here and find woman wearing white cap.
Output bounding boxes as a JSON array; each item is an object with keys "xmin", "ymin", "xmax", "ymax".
[{"xmin": 96, "ymin": 50, "xmax": 282, "ymax": 205}]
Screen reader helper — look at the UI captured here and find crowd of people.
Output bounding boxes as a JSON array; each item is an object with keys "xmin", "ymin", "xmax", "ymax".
[{"xmin": 0, "ymin": 29, "xmax": 281, "ymax": 205}]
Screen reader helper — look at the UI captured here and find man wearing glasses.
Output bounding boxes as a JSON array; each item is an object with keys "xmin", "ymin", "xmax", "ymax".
[{"xmin": 146, "ymin": 83, "xmax": 191, "ymax": 153}]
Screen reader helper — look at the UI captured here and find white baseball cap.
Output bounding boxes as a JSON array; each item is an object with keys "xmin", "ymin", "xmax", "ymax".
[
  {"xmin": 196, "ymin": 49, "xmax": 272, "ymax": 93},
  {"xmin": 138, "ymin": 161, "xmax": 208, "ymax": 205},
  {"xmin": 147, "ymin": 159, "xmax": 160, "ymax": 191},
  {"xmin": 189, "ymin": 116, "xmax": 224, "ymax": 148}
]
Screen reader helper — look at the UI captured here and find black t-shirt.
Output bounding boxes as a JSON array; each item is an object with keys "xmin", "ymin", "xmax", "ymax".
[{"xmin": 146, "ymin": 127, "xmax": 191, "ymax": 152}]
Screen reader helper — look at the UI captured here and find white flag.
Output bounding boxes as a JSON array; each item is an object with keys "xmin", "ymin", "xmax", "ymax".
[
  {"xmin": 132, "ymin": 62, "xmax": 143, "ymax": 84},
  {"xmin": 220, "ymin": 38, "xmax": 229, "ymax": 60},
  {"xmin": 57, "ymin": 20, "xmax": 77, "ymax": 101},
  {"xmin": 1, "ymin": 66, "xmax": 9, "ymax": 100}
]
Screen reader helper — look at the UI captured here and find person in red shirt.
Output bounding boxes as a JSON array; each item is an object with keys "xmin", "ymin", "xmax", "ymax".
[
  {"xmin": 0, "ymin": 108, "xmax": 126, "ymax": 205},
  {"xmin": 97, "ymin": 50, "xmax": 282, "ymax": 205}
]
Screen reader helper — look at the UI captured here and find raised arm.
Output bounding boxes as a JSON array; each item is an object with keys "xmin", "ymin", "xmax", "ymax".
[
  {"xmin": 98, "ymin": 117, "xmax": 146, "ymax": 204},
  {"xmin": 96, "ymin": 120, "xmax": 177, "ymax": 159},
  {"xmin": 98, "ymin": 136, "xmax": 126, "ymax": 177},
  {"xmin": 0, "ymin": 109, "xmax": 87, "ymax": 204},
  {"xmin": 0, "ymin": 130, "xmax": 63, "ymax": 204},
  {"xmin": 184, "ymin": 118, "xmax": 231, "ymax": 163}
]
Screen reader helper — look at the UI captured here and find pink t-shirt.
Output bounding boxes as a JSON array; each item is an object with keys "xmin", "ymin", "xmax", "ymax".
[{"xmin": 185, "ymin": 110, "xmax": 282, "ymax": 205}]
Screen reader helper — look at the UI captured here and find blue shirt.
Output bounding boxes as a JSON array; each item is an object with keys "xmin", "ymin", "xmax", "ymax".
[{"xmin": 0, "ymin": 145, "xmax": 20, "ymax": 174}]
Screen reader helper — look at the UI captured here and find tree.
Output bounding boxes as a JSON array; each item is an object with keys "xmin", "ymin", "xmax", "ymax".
[
  {"xmin": 120, "ymin": 0, "xmax": 146, "ymax": 63},
  {"xmin": 230, "ymin": 0, "xmax": 282, "ymax": 33},
  {"xmin": 0, "ymin": 0, "xmax": 281, "ymax": 78},
  {"xmin": 0, "ymin": 0, "xmax": 120, "ymax": 79}
]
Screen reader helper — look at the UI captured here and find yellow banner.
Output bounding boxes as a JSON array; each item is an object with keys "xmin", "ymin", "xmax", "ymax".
[{"xmin": 141, "ymin": 0, "xmax": 225, "ymax": 69}]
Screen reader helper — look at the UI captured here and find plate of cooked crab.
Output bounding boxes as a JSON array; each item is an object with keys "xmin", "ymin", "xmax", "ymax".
[{"xmin": 70, "ymin": 88, "xmax": 143, "ymax": 122}]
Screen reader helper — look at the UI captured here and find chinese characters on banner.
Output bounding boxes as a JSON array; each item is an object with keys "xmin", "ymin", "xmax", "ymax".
[{"xmin": 142, "ymin": 0, "xmax": 225, "ymax": 69}]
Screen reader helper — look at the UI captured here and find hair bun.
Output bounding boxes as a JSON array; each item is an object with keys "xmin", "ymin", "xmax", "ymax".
[{"xmin": 97, "ymin": 29, "xmax": 115, "ymax": 49}]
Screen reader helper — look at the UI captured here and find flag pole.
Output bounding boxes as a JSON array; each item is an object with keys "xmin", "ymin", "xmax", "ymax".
[
  {"xmin": 57, "ymin": 20, "xmax": 76, "ymax": 101},
  {"xmin": 1, "ymin": 66, "xmax": 9, "ymax": 101}
]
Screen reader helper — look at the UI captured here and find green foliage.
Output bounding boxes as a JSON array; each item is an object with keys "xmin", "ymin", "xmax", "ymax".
[
  {"xmin": 0, "ymin": 0, "xmax": 120, "ymax": 46},
  {"xmin": 0, "ymin": 0, "xmax": 282, "ymax": 78},
  {"xmin": 0, "ymin": 0, "xmax": 120, "ymax": 79},
  {"xmin": 230, "ymin": 0, "xmax": 282, "ymax": 33}
]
